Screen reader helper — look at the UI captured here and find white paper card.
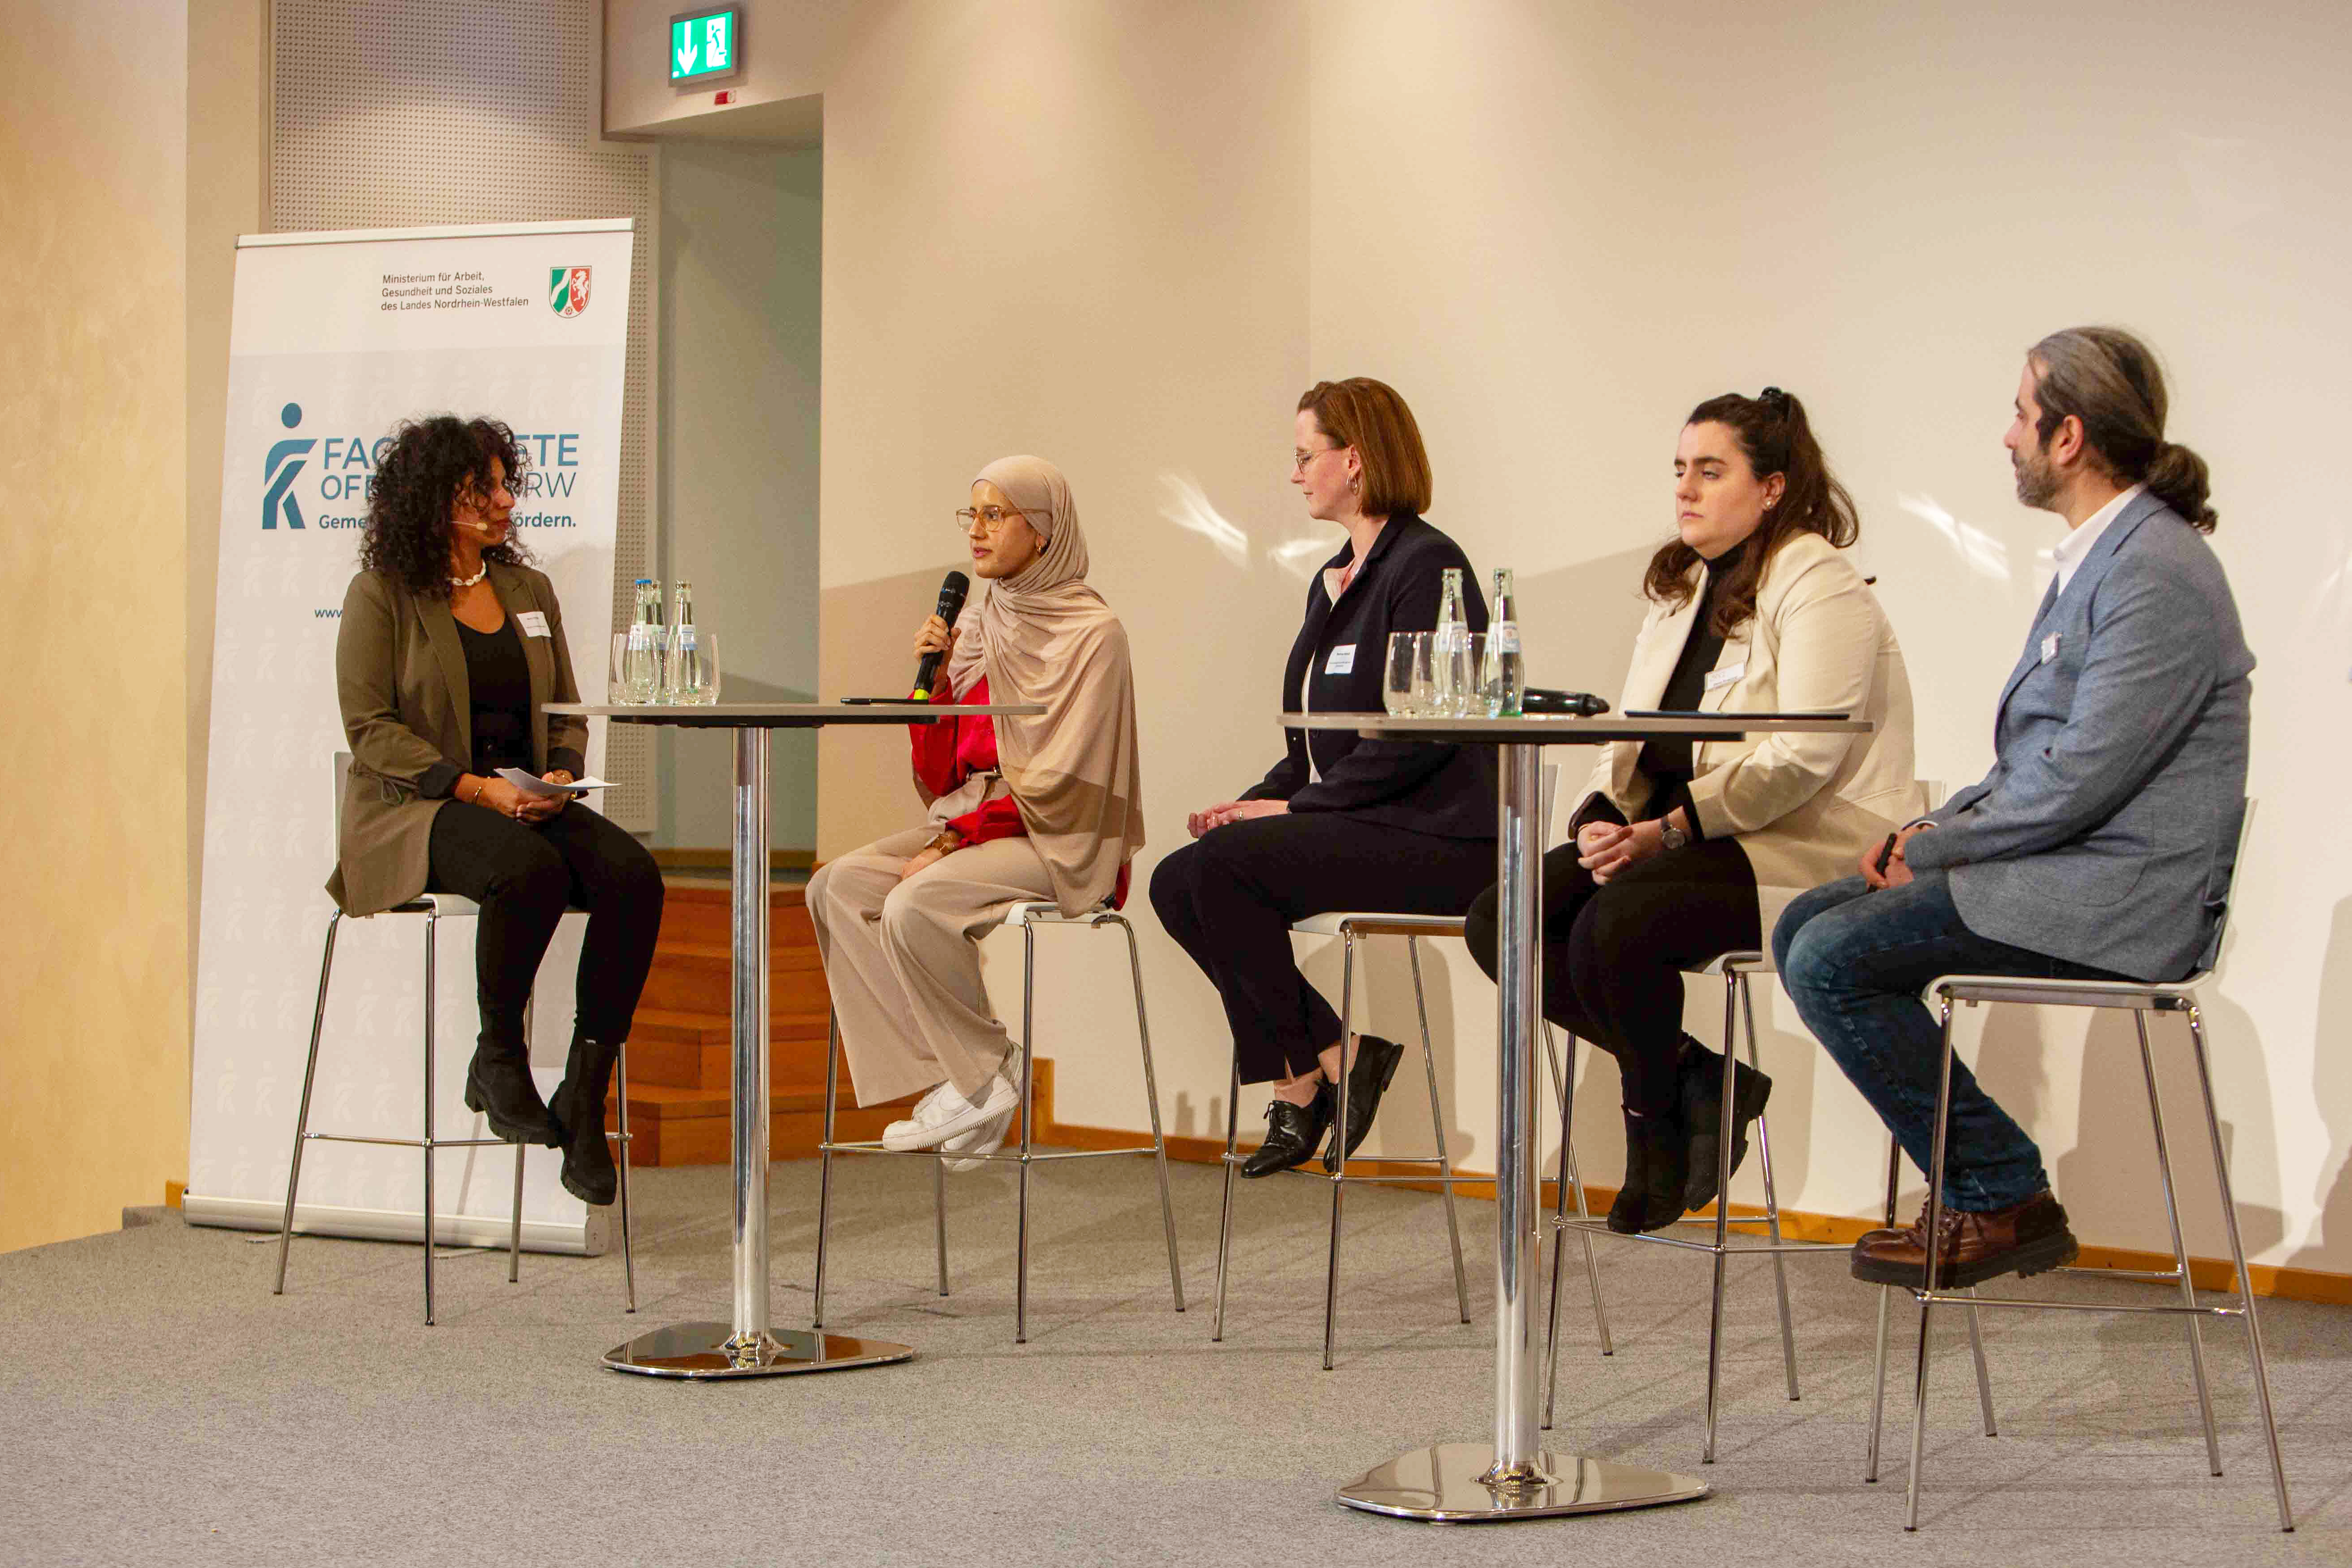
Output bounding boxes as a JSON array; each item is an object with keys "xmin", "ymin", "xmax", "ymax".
[
  {"xmin": 515, "ymin": 610, "xmax": 551, "ymax": 637},
  {"xmin": 1325, "ymin": 644, "xmax": 1356, "ymax": 675},
  {"xmin": 496, "ymin": 767, "xmax": 612, "ymax": 796},
  {"xmin": 1704, "ymin": 661, "xmax": 1745, "ymax": 691}
]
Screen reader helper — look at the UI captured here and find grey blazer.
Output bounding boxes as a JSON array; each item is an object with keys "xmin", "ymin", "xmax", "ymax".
[
  {"xmin": 326, "ymin": 561, "xmax": 587, "ymax": 918},
  {"xmin": 1904, "ymin": 491, "xmax": 2252, "ymax": 981}
]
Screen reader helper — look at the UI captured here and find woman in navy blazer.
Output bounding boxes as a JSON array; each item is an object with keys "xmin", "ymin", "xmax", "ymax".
[{"xmin": 1151, "ymin": 378, "xmax": 1493, "ymax": 1178}]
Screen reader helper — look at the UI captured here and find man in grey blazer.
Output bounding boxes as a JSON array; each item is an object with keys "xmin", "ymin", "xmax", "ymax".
[{"xmin": 1774, "ymin": 326, "xmax": 2252, "ymax": 1287}]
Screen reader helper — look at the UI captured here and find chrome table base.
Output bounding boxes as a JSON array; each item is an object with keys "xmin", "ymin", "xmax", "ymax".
[
  {"xmin": 603, "ymin": 1321, "xmax": 912, "ymax": 1380},
  {"xmin": 1339, "ymin": 1444, "xmax": 1707, "ymax": 1522}
]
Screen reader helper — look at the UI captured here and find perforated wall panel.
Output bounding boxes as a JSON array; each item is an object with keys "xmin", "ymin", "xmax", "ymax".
[{"xmin": 272, "ymin": 0, "xmax": 656, "ymax": 826}]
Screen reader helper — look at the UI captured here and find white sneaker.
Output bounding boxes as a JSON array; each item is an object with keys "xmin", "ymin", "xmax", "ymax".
[
  {"xmin": 881, "ymin": 1075, "xmax": 1019, "ymax": 1151},
  {"xmin": 943, "ymin": 1050, "xmax": 1025, "ymax": 1172}
]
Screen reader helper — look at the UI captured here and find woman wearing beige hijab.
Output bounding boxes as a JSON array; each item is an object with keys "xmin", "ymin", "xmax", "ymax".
[{"xmin": 806, "ymin": 456, "xmax": 1145, "ymax": 1164}]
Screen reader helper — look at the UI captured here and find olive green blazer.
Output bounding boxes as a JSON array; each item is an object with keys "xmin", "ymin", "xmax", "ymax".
[{"xmin": 326, "ymin": 561, "xmax": 588, "ymax": 917}]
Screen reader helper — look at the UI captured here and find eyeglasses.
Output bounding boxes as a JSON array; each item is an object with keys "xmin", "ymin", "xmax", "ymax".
[
  {"xmin": 1293, "ymin": 445, "xmax": 1346, "ymax": 472},
  {"xmin": 954, "ymin": 505, "xmax": 1049, "ymax": 535}
]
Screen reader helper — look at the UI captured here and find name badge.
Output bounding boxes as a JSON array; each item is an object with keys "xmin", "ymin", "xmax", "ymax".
[
  {"xmin": 1325, "ymin": 644, "xmax": 1356, "ymax": 675},
  {"xmin": 516, "ymin": 610, "xmax": 551, "ymax": 638},
  {"xmin": 2040, "ymin": 632, "xmax": 2060, "ymax": 664},
  {"xmin": 1703, "ymin": 660, "xmax": 1745, "ymax": 692}
]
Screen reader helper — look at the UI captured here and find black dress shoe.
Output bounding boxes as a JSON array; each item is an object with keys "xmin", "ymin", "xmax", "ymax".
[
  {"xmin": 549, "ymin": 1036, "xmax": 621, "ymax": 1205},
  {"xmin": 1323, "ymin": 1034, "xmax": 1406, "ymax": 1173},
  {"xmin": 1607, "ymin": 1107, "xmax": 1690, "ymax": 1234},
  {"xmin": 1678, "ymin": 1037, "xmax": 1773, "ymax": 1212},
  {"xmin": 463, "ymin": 1044, "xmax": 561, "ymax": 1146},
  {"xmin": 1241, "ymin": 1086, "xmax": 1332, "ymax": 1178}
]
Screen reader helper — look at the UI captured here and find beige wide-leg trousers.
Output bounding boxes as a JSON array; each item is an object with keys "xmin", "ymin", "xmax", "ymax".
[{"xmin": 806, "ymin": 825, "xmax": 1056, "ymax": 1107}]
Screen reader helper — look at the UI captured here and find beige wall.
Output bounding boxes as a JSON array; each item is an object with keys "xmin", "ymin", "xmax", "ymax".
[
  {"xmin": 1, "ymin": 2, "xmax": 195, "ymax": 1252},
  {"xmin": 607, "ymin": 0, "xmax": 2348, "ymax": 1278}
]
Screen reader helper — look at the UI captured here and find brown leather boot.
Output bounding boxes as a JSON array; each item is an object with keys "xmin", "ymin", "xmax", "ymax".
[{"xmin": 1850, "ymin": 1190, "xmax": 2078, "ymax": 1288}]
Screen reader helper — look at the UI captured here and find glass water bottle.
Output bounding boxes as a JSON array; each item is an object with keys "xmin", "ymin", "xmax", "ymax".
[{"xmin": 1483, "ymin": 567, "xmax": 1524, "ymax": 717}]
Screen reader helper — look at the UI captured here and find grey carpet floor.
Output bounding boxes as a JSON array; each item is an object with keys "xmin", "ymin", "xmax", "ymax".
[{"xmin": 2, "ymin": 1155, "xmax": 2345, "ymax": 1567}]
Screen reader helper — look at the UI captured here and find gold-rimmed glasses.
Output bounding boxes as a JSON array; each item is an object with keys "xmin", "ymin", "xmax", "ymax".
[
  {"xmin": 954, "ymin": 504, "xmax": 1050, "ymax": 535},
  {"xmin": 1292, "ymin": 444, "xmax": 1346, "ymax": 472}
]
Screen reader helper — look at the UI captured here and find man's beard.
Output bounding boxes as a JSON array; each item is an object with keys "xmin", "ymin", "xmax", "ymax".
[{"xmin": 2013, "ymin": 443, "xmax": 2060, "ymax": 509}]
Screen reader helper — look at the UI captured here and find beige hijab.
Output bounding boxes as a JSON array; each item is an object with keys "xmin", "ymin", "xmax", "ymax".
[{"xmin": 946, "ymin": 456, "xmax": 1145, "ymax": 915}]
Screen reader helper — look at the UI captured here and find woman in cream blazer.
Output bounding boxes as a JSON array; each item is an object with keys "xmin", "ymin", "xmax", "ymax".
[{"xmin": 1464, "ymin": 389, "xmax": 1915, "ymax": 1233}]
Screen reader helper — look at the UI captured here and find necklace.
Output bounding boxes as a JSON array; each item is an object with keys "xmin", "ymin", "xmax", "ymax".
[{"xmin": 450, "ymin": 564, "xmax": 488, "ymax": 588}]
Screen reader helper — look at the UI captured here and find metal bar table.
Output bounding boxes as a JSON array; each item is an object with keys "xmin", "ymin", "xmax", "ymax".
[
  {"xmin": 549, "ymin": 700, "xmax": 1043, "ymax": 1379},
  {"xmin": 1286, "ymin": 710, "xmax": 1871, "ymax": 1521}
]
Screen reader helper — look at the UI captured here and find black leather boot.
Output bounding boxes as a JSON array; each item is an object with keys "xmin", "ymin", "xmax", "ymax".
[
  {"xmin": 1678, "ymin": 1037, "xmax": 1773, "ymax": 1212},
  {"xmin": 1607, "ymin": 1107, "xmax": 1690, "ymax": 1234},
  {"xmin": 463, "ymin": 1036, "xmax": 560, "ymax": 1147},
  {"xmin": 549, "ymin": 1036, "xmax": 621, "ymax": 1205},
  {"xmin": 1241, "ymin": 1085, "xmax": 1332, "ymax": 1178},
  {"xmin": 1323, "ymin": 1034, "xmax": 1406, "ymax": 1172}
]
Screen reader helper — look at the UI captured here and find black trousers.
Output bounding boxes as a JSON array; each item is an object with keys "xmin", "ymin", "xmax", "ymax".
[
  {"xmin": 1463, "ymin": 838, "xmax": 1758, "ymax": 1117},
  {"xmin": 1150, "ymin": 812, "xmax": 1497, "ymax": 1083},
  {"xmin": 426, "ymin": 800, "xmax": 665, "ymax": 1054}
]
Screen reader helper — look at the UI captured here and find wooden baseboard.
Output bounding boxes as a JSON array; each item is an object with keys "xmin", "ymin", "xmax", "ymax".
[
  {"xmin": 1032, "ymin": 1108, "xmax": 2352, "ymax": 1307},
  {"xmin": 164, "ymin": 1180, "xmax": 185, "ymax": 1210},
  {"xmin": 653, "ymin": 848, "xmax": 816, "ymax": 873}
]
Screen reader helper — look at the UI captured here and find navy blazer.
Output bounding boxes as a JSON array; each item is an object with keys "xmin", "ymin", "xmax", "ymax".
[
  {"xmin": 1241, "ymin": 513, "xmax": 1497, "ymax": 840},
  {"xmin": 1905, "ymin": 491, "xmax": 2253, "ymax": 980}
]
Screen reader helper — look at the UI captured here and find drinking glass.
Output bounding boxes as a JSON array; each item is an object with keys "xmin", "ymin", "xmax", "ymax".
[
  {"xmin": 608, "ymin": 633, "xmax": 638, "ymax": 703},
  {"xmin": 1432, "ymin": 627, "xmax": 1479, "ymax": 716},
  {"xmin": 669, "ymin": 629, "xmax": 721, "ymax": 705},
  {"xmin": 1385, "ymin": 631, "xmax": 1430, "ymax": 716}
]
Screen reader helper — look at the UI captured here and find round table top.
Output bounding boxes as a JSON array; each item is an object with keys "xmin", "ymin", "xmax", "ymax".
[
  {"xmin": 546, "ymin": 701, "xmax": 1046, "ymax": 729},
  {"xmin": 1281, "ymin": 711, "xmax": 1874, "ymax": 744}
]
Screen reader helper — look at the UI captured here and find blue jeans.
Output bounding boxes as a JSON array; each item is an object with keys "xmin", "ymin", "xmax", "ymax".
[{"xmin": 1773, "ymin": 871, "xmax": 2126, "ymax": 1213}]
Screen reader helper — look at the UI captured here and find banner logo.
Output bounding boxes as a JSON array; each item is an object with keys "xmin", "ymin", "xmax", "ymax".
[
  {"xmin": 550, "ymin": 266, "xmax": 592, "ymax": 318},
  {"xmin": 263, "ymin": 403, "xmax": 315, "ymax": 530}
]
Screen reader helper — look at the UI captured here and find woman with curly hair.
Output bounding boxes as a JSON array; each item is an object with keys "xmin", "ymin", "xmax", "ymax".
[{"xmin": 327, "ymin": 414, "xmax": 661, "ymax": 1205}]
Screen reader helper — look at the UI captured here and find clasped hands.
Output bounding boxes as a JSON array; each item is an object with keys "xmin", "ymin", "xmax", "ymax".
[
  {"xmin": 1861, "ymin": 821, "xmax": 1933, "ymax": 890},
  {"xmin": 472, "ymin": 770, "xmax": 573, "ymax": 824},
  {"xmin": 1187, "ymin": 799, "xmax": 1289, "ymax": 838},
  {"xmin": 1575, "ymin": 819, "xmax": 1665, "ymax": 884}
]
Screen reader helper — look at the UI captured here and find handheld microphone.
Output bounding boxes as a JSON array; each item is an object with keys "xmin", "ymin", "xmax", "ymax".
[{"xmin": 910, "ymin": 571, "xmax": 971, "ymax": 700}]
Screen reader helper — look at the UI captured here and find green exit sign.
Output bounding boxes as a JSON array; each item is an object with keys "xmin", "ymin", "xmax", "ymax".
[{"xmin": 669, "ymin": 8, "xmax": 741, "ymax": 83}]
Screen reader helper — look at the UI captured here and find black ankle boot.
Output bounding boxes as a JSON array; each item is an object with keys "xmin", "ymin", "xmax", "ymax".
[
  {"xmin": 1678, "ymin": 1037, "xmax": 1773, "ymax": 1212},
  {"xmin": 1241, "ymin": 1085, "xmax": 1331, "ymax": 1178},
  {"xmin": 463, "ymin": 1039, "xmax": 560, "ymax": 1146},
  {"xmin": 1323, "ymin": 1034, "xmax": 1406, "ymax": 1173},
  {"xmin": 1607, "ymin": 1107, "xmax": 1690, "ymax": 1234},
  {"xmin": 550, "ymin": 1036, "xmax": 621, "ymax": 1205}
]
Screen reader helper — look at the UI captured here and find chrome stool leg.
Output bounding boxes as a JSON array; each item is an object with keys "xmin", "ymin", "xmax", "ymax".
[
  {"xmin": 1740, "ymin": 971, "xmax": 1801, "ymax": 1404},
  {"xmin": 423, "ymin": 905, "xmax": 440, "ymax": 1327},
  {"xmin": 1866, "ymin": 1136, "xmax": 1899, "ymax": 1482},
  {"xmin": 614, "ymin": 1042, "xmax": 636, "ymax": 1313},
  {"xmin": 2183, "ymin": 1004, "xmax": 2294, "ymax": 1531},
  {"xmin": 1322, "ymin": 932, "xmax": 1357, "ymax": 1371},
  {"xmin": 509, "ymin": 1147, "xmax": 524, "ymax": 1284},
  {"xmin": 1904, "ymin": 992, "xmax": 1962, "ymax": 1530},
  {"xmin": 2136, "ymin": 1012, "xmax": 2219, "ymax": 1472},
  {"xmin": 274, "ymin": 912, "xmax": 341, "ymax": 1296},
  {"xmin": 1703, "ymin": 971, "xmax": 1739, "ymax": 1463},
  {"xmin": 1962, "ymin": 1287, "xmax": 1996, "ymax": 1437},
  {"xmin": 1211, "ymin": 1055, "xmax": 1242, "ymax": 1341},
  {"xmin": 1542, "ymin": 1028, "xmax": 1610, "ymax": 1430},
  {"xmin": 1113, "ymin": 916, "xmax": 1185, "ymax": 1312},
  {"xmin": 934, "ymin": 1158, "xmax": 950, "ymax": 1297},
  {"xmin": 812, "ymin": 1010, "xmax": 840, "ymax": 1329},
  {"xmin": 1015, "ymin": 920, "xmax": 1038, "ymax": 1344},
  {"xmin": 1408, "ymin": 937, "xmax": 1469, "ymax": 1324}
]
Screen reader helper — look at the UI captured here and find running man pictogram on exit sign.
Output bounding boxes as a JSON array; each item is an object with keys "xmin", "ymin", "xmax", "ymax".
[{"xmin": 670, "ymin": 8, "xmax": 741, "ymax": 83}]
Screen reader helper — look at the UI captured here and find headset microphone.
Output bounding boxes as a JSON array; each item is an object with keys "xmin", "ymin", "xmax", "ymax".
[{"xmin": 910, "ymin": 571, "xmax": 972, "ymax": 700}]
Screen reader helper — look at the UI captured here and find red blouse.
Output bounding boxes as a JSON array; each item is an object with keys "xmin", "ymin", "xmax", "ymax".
[{"xmin": 909, "ymin": 675, "xmax": 1130, "ymax": 909}]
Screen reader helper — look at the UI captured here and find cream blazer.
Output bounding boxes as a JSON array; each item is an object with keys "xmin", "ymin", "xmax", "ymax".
[{"xmin": 1580, "ymin": 531, "xmax": 1920, "ymax": 936}]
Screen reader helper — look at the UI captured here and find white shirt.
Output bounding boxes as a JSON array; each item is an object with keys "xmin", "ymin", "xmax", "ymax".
[{"xmin": 2051, "ymin": 483, "xmax": 2145, "ymax": 595}]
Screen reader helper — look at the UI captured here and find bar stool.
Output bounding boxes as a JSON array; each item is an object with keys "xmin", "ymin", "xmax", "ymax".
[
  {"xmin": 1211, "ymin": 766, "xmax": 1561, "ymax": 1369},
  {"xmin": 813, "ymin": 899, "xmax": 1185, "ymax": 1344},
  {"xmin": 272, "ymin": 755, "xmax": 635, "ymax": 1325},
  {"xmin": 1869, "ymin": 807, "xmax": 2290, "ymax": 1531}
]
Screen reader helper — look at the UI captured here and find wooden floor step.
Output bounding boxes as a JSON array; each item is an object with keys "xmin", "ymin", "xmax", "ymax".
[
  {"xmin": 638, "ymin": 944, "xmax": 830, "ymax": 1016},
  {"xmin": 627, "ymin": 1008, "xmax": 833, "ymax": 1089},
  {"xmin": 657, "ymin": 883, "xmax": 814, "ymax": 950}
]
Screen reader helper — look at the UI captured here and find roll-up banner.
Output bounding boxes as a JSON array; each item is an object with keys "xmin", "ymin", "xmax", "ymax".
[{"xmin": 188, "ymin": 220, "xmax": 635, "ymax": 1254}]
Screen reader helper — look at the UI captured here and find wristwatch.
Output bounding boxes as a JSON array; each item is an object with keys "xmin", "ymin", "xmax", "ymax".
[{"xmin": 1659, "ymin": 818, "xmax": 1690, "ymax": 851}]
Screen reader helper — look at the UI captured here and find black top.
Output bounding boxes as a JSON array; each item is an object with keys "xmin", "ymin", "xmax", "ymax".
[
  {"xmin": 456, "ymin": 618, "xmax": 536, "ymax": 779},
  {"xmin": 1242, "ymin": 513, "xmax": 1497, "ymax": 840},
  {"xmin": 1621, "ymin": 539, "xmax": 1748, "ymax": 831}
]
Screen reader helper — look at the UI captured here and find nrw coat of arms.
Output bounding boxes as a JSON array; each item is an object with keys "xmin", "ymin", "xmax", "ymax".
[{"xmin": 549, "ymin": 266, "xmax": 592, "ymax": 318}]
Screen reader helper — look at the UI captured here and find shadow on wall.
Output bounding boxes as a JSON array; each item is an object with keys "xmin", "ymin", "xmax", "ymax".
[{"xmin": 2288, "ymin": 895, "xmax": 2352, "ymax": 1277}]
